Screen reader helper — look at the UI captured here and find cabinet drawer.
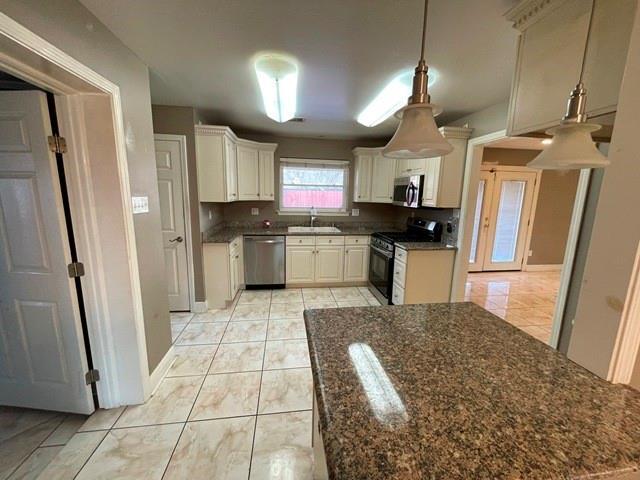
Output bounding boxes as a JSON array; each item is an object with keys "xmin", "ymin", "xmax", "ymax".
[
  {"xmin": 315, "ymin": 236, "xmax": 345, "ymax": 246},
  {"xmin": 395, "ymin": 247, "xmax": 408, "ymax": 264},
  {"xmin": 393, "ymin": 260, "xmax": 406, "ymax": 288},
  {"xmin": 287, "ymin": 236, "xmax": 315, "ymax": 246},
  {"xmin": 345, "ymin": 235, "xmax": 369, "ymax": 246},
  {"xmin": 392, "ymin": 282, "xmax": 405, "ymax": 305}
]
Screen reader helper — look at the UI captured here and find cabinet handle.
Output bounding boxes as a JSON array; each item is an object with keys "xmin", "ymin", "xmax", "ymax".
[{"xmin": 235, "ymin": 255, "xmax": 239, "ymax": 259}]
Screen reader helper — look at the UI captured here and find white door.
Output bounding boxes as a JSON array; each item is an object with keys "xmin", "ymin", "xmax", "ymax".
[
  {"xmin": 315, "ymin": 246, "xmax": 344, "ymax": 282},
  {"xmin": 258, "ymin": 150, "xmax": 274, "ymax": 200},
  {"xmin": 353, "ymin": 154, "xmax": 372, "ymax": 202},
  {"xmin": 370, "ymin": 153, "xmax": 395, "ymax": 203},
  {"xmin": 223, "ymin": 136, "xmax": 238, "ymax": 202},
  {"xmin": 468, "ymin": 171, "xmax": 495, "ymax": 272},
  {"xmin": 481, "ymin": 170, "xmax": 537, "ymax": 271},
  {"xmin": 237, "ymin": 145, "xmax": 260, "ymax": 200},
  {"xmin": 285, "ymin": 247, "xmax": 315, "ymax": 284},
  {"xmin": 0, "ymin": 91, "xmax": 94, "ymax": 414},
  {"xmin": 344, "ymin": 246, "xmax": 369, "ymax": 282},
  {"xmin": 154, "ymin": 136, "xmax": 190, "ymax": 311}
]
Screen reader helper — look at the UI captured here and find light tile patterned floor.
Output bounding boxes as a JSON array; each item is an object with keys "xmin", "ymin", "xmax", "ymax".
[
  {"xmin": 10, "ymin": 286, "xmax": 379, "ymax": 479},
  {"xmin": 465, "ymin": 271, "xmax": 561, "ymax": 344}
]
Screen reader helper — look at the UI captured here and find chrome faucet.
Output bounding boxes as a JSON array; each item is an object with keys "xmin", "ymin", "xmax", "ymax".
[{"xmin": 310, "ymin": 207, "xmax": 318, "ymax": 228}]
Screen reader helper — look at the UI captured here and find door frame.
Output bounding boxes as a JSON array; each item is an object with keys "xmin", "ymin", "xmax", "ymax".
[
  {"xmin": 0, "ymin": 13, "xmax": 157, "ymax": 406},
  {"xmin": 154, "ymin": 133, "xmax": 196, "ymax": 312},
  {"xmin": 452, "ymin": 129, "xmax": 591, "ymax": 350},
  {"xmin": 474, "ymin": 165, "xmax": 542, "ymax": 272}
]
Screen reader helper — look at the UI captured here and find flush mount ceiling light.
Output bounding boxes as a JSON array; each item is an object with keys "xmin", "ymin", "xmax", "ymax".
[
  {"xmin": 357, "ymin": 70, "xmax": 437, "ymax": 128},
  {"xmin": 254, "ymin": 53, "xmax": 298, "ymax": 123},
  {"xmin": 382, "ymin": 0, "xmax": 452, "ymax": 159},
  {"xmin": 528, "ymin": 0, "xmax": 609, "ymax": 170},
  {"xmin": 541, "ymin": 138, "xmax": 553, "ymax": 145}
]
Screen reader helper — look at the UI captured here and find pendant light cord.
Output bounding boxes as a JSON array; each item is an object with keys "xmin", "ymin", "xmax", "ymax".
[
  {"xmin": 578, "ymin": 0, "xmax": 596, "ymax": 83},
  {"xmin": 420, "ymin": 0, "xmax": 428, "ymax": 62}
]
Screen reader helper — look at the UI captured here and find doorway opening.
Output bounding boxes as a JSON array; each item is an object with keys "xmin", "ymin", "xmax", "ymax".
[{"xmin": 453, "ymin": 132, "xmax": 589, "ymax": 346}]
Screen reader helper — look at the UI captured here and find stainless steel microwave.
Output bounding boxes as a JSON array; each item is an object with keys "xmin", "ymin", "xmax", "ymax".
[{"xmin": 392, "ymin": 175, "xmax": 424, "ymax": 208}]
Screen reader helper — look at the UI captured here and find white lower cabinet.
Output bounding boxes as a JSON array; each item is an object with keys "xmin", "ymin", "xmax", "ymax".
[
  {"xmin": 285, "ymin": 235, "xmax": 368, "ymax": 285},
  {"xmin": 203, "ymin": 236, "xmax": 244, "ymax": 309},
  {"xmin": 343, "ymin": 245, "xmax": 369, "ymax": 282},
  {"xmin": 315, "ymin": 246, "xmax": 344, "ymax": 283},
  {"xmin": 286, "ymin": 246, "xmax": 316, "ymax": 284}
]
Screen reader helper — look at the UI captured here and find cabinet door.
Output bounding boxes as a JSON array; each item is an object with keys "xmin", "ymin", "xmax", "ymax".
[
  {"xmin": 370, "ymin": 153, "xmax": 395, "ymax": 203},
  {"xmin": 396, "ymin": 158, "xmax": 425, "ymax": 177},
  {"xmin": 237, "ymin": 145, "xmax": 260, "ymax": 200},
  {"xmin": 315, "ymin": 246, "xmax": 344, "ymax": 283},
  {"xmin": 421, "ymin": 157, "xmax": 441, "ymax": 207},
  {"xmin": 229, "ymin": 252, "xmax": 238, "ymax": 300},
  {"xmin": 344, "ymin": 245, "xmax": 368, "ymax": 282},
  {"xmin": 195, "ymin": 134, "xmax": 225, "ymax": 202},
  {"xmin": 286, "ymin": 246, "xmax": 315, "ymax": 284},
  {"xmin": 353, "ymin": 154, "xmax": 373, "ymax": 202},
  {"xmin": 258, "ymin": 150, "xmax": 275, "ymax": 200},
  {"xmin": 224, "ymin": 136, "xmax": 238, "ymax": 202}
]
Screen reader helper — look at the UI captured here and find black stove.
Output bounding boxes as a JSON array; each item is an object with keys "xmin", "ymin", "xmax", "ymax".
[{"xmin": 368, "ymin": 218, "xmax": 443, "ymax": 305}]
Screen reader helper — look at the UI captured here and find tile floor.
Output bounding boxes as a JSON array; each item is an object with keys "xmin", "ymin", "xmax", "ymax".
[
  {"xmin": 465, "ymin": 270, "xmax": 560, "ymax": 343},
  {"xmin": 2, "ymin": 286, "xmax": 378, "ymax": 480}
]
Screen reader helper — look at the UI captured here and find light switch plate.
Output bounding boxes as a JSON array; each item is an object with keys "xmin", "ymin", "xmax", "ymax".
[
  {"xmin": 351, "ymin": 208, "xmax": 360, "ymax": 217},
  {"xmin": 251, "ymin": 208, "xmax": 259, "ymax": 216},
  {"xmin": 131, "ymin": 196, "xmax": 149, "ymax": 214}
]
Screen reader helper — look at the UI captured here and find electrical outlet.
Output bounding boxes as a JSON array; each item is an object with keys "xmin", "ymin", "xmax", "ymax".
[
  {"xmin": 528, "ymin": 250, "xmax": 533, "ymax": 257},
  {"xmin": 251, "ymin": 208, "xmax": 259, "ymax": 216},
  {"xmin": 351, "ymin": 208, "xmax": 360, "ymax": 217}
]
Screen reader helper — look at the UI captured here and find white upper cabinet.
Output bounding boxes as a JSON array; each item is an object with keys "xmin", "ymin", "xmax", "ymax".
[
  {"xmin": 195, "ymin": 125, "xmax": 276, "ymax": 203},
  {"xmin": 237, "ymin": 144, "xmax": 260, "ymax": 200},
  {"xmin": 370, "ymin": 152, "xmax": 395, "ymax": 203},
  {"xmin": 258, "ymin": 149, "xmax": 275, "ymax": 200},
  {"xmin": 396, "ymin": 157, "xmax": 426, "ymax": 177},
  {"xmin": 421, "ymin": 127, "xmax": 472, "ymax": 208},
  {"xmin": 352, "ymin": 152, "xmax": 373, "ymax": 202},
  {"xmin": 505, "ymin": 0, "xmax": 636, "ymax": 136},
  {"xmin": 352, "ymin": 148, "xmax": 395, "ymax": 204}
]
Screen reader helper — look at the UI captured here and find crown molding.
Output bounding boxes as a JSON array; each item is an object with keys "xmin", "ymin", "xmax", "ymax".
[
  {"xmin": 194, "ymin": 124, "xmax": 277, "ymax": 150},
  {"xmin": 505, "ymin": 0, "xmax": 565, "ymax": 32}
]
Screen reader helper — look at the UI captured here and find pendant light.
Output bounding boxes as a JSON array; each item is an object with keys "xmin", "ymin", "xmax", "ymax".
[
  {"xmin": 382, "ymin": 0, "xmax": 452, "ymax": 159},
  {"xmin": 527, "ymin": 0, "xmax": 609, "ymax": 170}
]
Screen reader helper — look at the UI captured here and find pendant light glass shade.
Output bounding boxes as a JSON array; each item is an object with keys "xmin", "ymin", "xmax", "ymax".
[
  {"xmin": 527, "ymin": 122, "xmax": 609, "ymax": 170},
  {"xmin": 382, "ymin": 103, "xmax": 452, "ymax": 158}
]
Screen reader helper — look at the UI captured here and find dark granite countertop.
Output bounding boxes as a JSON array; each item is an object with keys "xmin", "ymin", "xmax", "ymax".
[
  {"xmin": 203, "ymin": 223, "xmax": 400, "ymax": 243},
  {"xmin": 395, "ymin": 241, "xmax": 458, "ymax": 251},
  {"xmin": 304, "ymin": 302, "xmax": 640, "ymax": 480}
]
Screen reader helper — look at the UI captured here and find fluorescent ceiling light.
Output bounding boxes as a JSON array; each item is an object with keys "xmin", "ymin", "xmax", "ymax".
[
  {"xmin": 541, "ymin": 139, "xmax": 553, "ymax": 145},
  {"xmin": 254, "ymin": 53, "xmax": 298, "ymax": 123},
  {"xmin": 357, "ymin": 70, "xmax": 436, "ymax": 127}
]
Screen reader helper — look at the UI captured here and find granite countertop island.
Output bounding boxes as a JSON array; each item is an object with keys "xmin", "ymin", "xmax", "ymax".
[
  {"xmin": 304, "ymin": 302, "xmax": 640, "ymax": 480},
  {"xmin": 395, "ymin": 241, "xmax": 457, "ymax": 251}
]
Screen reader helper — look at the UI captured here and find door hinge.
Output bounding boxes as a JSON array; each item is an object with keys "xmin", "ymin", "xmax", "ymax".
[
  {"xmin": 68, "ymin": 262, "xmax": 85, "ymax": 278},
  {"xmin": 85, "ymin": 369, "xmax": 100, "ymax": 385},
  {"xmin": 48, "ymin": 135, "xmax": 68, "ymax": 154}
]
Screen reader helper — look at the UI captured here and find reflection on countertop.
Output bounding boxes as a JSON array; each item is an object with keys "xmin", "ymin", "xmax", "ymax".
[{"xmin": 304, "ymin": 302, "xmax": 640, "ymax": 480}]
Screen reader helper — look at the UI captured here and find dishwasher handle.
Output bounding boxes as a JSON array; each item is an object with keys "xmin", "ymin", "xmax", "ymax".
[{"xmin": 246, "ymin": 238, "xmax": 284, "ymax": 244}]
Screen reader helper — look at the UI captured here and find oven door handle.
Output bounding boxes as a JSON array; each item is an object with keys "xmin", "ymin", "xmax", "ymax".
[{"xmin": 370, "ymin": 244, "xmax": 393, "ymax": 259}]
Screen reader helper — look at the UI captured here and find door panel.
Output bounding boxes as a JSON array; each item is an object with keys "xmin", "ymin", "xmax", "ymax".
[
  {"xmin": 370, "ymin": 153, "xmax": 394, "ymax": 203},
  {"xmin": 482, "ymin": 171, "xmax": 537, "ymax": 271},
  {"xmin": 155, "ymin": 137, "xmax": 190, "ymax": 311},
  {"xmin": 468, "ymin": 172, "xmax": 494, "ymax": 272},
  {"xmin": 286, "ymin": 247, "xmax": 315, "ymax": 283},
  {"xmin": 237, "ymin": 145, "xmax": 260, "ymax": 200},
  {"xmin": 344, "ymin": 246, "xmax": 368, "ymax": 282},
  {"xmin": 0, "ymin": 91, "xmax": 94, "ymax": 413},
  {"xmin": 315, "ymin": 246, "xmax": 344, "ymax": 283}
]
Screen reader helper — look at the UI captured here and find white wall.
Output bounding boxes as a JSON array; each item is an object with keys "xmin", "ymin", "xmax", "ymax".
[{"xmin": 567, "ymin": 4, "xmax": 640, "ymax": 380}]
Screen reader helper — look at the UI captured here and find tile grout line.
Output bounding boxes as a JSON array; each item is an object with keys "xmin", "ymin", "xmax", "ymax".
[{"xmin": 159, "ymin": 295, "xmax": 240, "ymax": 479}]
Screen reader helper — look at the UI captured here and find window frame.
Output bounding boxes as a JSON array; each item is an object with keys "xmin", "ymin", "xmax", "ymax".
[{"xmin": 278, "ymin": 158, "xmax": 350, "ymax": 215}]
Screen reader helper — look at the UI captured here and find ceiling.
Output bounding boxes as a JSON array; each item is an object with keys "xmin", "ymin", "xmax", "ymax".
[{"xmin": 80, "ymin": 0, "xmax": 520, "ymax": 139}]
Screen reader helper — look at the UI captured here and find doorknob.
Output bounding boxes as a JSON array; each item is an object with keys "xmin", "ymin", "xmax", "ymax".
[{"xmin": 169, "ymin": 236, "xmax": 183, "ymax": 243}]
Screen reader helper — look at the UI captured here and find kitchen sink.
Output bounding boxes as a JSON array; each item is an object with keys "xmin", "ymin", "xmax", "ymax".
[{"xmin": 287, "ymin": 226, "xmax": 341, "ymax": 233}]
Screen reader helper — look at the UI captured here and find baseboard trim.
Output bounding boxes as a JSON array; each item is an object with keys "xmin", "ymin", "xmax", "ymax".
[
  {"xmin": 192, "ymin": 301, "xmax": 208, "ymax": 313},
  {"xmin": 146, "ymin": 345, "xmax": 175, "ymax": 397},
  {"xmin": 523, "ymin": 264, "xmax": 563, "ymax": 272}
]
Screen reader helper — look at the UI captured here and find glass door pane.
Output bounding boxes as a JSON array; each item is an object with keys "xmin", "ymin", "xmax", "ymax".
[
  {"xmin": 491, "ymin": 180, "xmax": 526, "ymax": 263},
  {"xmin": 469, "ymin": 180, "xmax": 486, "ymax": 264}
]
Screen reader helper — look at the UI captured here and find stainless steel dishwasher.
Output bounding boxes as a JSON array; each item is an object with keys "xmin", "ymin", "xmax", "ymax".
[{"xmin": 243, "ymin": 236, "xmax": 285, "ymax": 288}]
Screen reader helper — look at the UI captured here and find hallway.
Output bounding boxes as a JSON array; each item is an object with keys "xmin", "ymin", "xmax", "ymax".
[{"xmin": 465, "ymin": 270, "xmax": 560, "ymax": 343}]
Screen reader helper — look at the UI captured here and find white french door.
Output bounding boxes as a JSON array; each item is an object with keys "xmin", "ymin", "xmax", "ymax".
[
  {"xmin": 469, "ymin": 167, "xmax": 538, "ymax": 272},
  {"xmin": 154, "ymin": 135, "xmax": 191, "ymax": 311},
  {"xmin": 0, "ymin": 91, "xmax": 94, "ymax": 414}
]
